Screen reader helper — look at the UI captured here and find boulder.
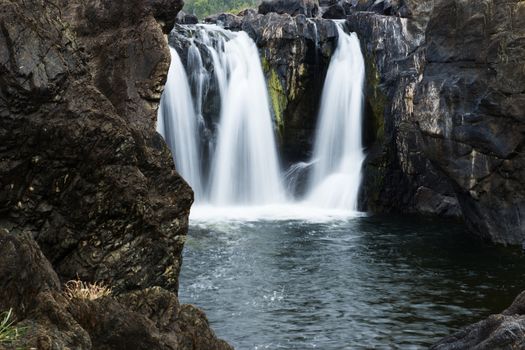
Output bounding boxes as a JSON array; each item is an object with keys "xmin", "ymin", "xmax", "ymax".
[
  {"xmin": 432, "ymin": 291, "xmax": 525, "ymax": 349},
  {"xmin": 259, "ymin": 0, "xmax": 320, "ymax": 17},
  {"xmin": 177, "ymin": 11, "xmax": 199, "ymax": 24},
  {"xmin": 322, "ymin": 4, "xmax": 347, "ymax": 19}
]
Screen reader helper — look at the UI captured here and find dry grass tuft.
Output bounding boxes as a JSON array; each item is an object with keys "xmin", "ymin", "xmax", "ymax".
[{"xmin": 64, "ymin": 279, "xmax": 112, "ymax": 301}]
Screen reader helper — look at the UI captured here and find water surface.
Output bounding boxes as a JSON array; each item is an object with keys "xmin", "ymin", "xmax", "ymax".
[{"xmin": 179, "ymin": 215, "xmax": 525, "ymax": 349}]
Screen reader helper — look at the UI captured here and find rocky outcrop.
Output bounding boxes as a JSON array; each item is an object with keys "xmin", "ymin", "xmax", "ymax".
[
  {"xmin": 1, "ymin": 0, "xmax": 188, "ymax": 295},
  {"xmin": 432, "ymin": 290, "xmax": 525, "ymax": 349},
  {"xmin": 0, "ymin": 230, "xmax": 231, "ymax": 350},
  {"xmin": 259, "ymin": 0, "xmax": 320, "ymax": 18},
  {"xmin": 348, "ymin": 0, "xmax": 525, "ymax": 245},
  {"xmin": 0, "ymin": 0, "xmax": 230, "ymax": 348}
]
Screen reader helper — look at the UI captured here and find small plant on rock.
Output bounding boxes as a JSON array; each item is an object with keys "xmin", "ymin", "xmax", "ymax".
[
  {"xmin": 64, "ymin": 279, "xmax": 112, "ymax": 301},
  {"xmin": 0, "ymin": 309, "xmax": 23, "ymax": 345}
]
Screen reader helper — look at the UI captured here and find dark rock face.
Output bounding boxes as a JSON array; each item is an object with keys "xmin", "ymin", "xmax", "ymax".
[
  {"xmin": 322, "ymin": 4, "xmax": 347, "ymax": 19},
  {"xmin": 350, "ymin": 0, "xmax": 525, "ymax": 245},
  {"xmin": 1, "ymin": 0, "xmax": 189, "ymax": 294},
  {"xmin": 0, "ymin": 0, "xmax": 231, "ymax": 348},
  {"xmin": 348, "ymin": 11, "xmax": 461, "ymax": 218},
  {"xmin": 432, "ymin": 291, "xmax": 525, "ymax": 349},
  {"xmin": 259, "ymin": 0, "xmax": 320, "ymax": 18},
  {"xmin": 414, "ymin": 0, "xmax": 525, "ymax": 245}
]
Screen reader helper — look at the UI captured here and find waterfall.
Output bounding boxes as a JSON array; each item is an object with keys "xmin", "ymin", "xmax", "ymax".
[
  {"xmin": 159, "ymin": 21, "xmax": 366, "ymax": 218},
  {"xmin": 209, "ymin": 30, "xmax": 285, "ymax": 205},
  {"xmin": 306, "ymin": 22, "xmax": 366, "ymax": 211},
  {"xmin": 158, "ymin": 25, "xmax": 285, "ymax": 206},
  {"xmin": 157, "ymin": 47, "xmax": 204, "ymax": 199}
]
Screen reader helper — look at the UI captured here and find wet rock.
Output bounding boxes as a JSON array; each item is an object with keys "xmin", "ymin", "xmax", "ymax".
[
  {"xmin": 322, "ymin": 4, "xmax": 347, "ymax": 19},
  {"xmin": 413, "ymin": 0, "xmax": 525, "ymax": 245},
  {"xmin": 414, "ymin": 187, "xmax": 462, "ymax": 218},
  {"xmin": 259, "ymin": 0, "xmax": 320, "ymax": 18},
  {"xmin": 177, "ymin": 11, "xmax": 199, "ymax": 25},
  {"xmin": 432, "ymin": 291, "xmax": 525, "ymax": 349},
  {"xmin": 205, "ymin": 13, "xmax": 243, "ymax": 29},
  {"xmin": 349, "ymin": 0, "xmax": 525, "ymax": 245}
]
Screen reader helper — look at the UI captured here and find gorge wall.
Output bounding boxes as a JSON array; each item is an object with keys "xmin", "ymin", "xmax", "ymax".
[
  {"xmin": 0, "ymin": 0, "xmax": 230, "ymax": 348},
  {"xmin": 197, "ymin": 0, "xmax": 524, "ymax": 246},
  {"xmin": 346, "ymin": 0, "xmax": 525, "ymax": 246}
]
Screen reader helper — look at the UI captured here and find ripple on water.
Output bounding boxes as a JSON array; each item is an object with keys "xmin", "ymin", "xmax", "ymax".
[{"xmin": 180, "ymin": 215, "xmax": 525, "ymax": 349}]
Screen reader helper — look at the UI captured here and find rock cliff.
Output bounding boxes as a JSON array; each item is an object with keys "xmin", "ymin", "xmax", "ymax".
[
  {"xmin": 0, "ymin": 0, "xmax": 230, "ymax": 348},
  {"xmin": 346, "ymin": 0, "xmax": 524, "ymax": 246}
]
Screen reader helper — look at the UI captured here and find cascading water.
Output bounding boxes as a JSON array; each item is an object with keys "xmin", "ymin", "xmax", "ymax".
[
  {"xmin": 157, "ymin": 47, "xmax": 204, "ymax": 199},
  {"xmin": 306, "ymin": 22, "xmax": 366, "ymax": 211},
  {"xmin": 209, "ymin": 30, "xmax": 285, "ymax": 205},
  {"xmin": 158, "ymin": 21, "xmax": 365, "ymax": 217},
  {"xmin": 158, "ymin": 25, "xmax": 285, "ymax": 207}
]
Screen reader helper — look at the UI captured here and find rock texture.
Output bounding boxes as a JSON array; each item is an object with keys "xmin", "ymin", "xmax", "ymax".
[
  {"xmin": 347, "ymin": 0, "xmax": 525, "ymax": 245},
  {"xmin": 0, "ymin": 230, "xmax": 231, "ymax": 350},
  {"xmin": 432, "ymin": 290, "xmax": 525, "ymax": 349},
  {"xmin": 259, "ymin": 0, "xmax": 320, "ymax": 18},
  {"xmin": 0, "ymin": 0, "xmax": 230, "ymax": 348}
]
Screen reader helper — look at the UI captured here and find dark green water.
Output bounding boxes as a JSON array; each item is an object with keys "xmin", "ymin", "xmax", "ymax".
[{"xmin": 179, "ymin": 216, "xmax": 525, "ymax": 349}]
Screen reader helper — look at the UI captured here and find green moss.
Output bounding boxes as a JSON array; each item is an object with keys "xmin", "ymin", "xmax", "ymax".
[
  {"xmin": 365, "ymin": 52, "xmax": 387, "ymax": 143},
  {"xmin": 261, "ymin": 55, "xmax": 286, "ymax": 137},
  {"xmin": 268, "ymin": 69, "xmax": 287, "ymax": 136},
  {"xmin": 261, "ymin": 56, "xmax": 270, "ymax": 73}
]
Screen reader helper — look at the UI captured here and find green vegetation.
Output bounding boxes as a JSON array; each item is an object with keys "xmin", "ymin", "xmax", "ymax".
[
  {"xmin": 184, "ymin": 0, "xmax": 260, "ymax": 19},
  {"xmin": 0, "ymin": 309, "xmax": 24, "ymax": 345}
]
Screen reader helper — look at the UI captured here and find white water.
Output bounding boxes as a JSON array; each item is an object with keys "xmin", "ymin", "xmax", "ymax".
[
  {"xmin": 158, "ymin": 25, "xmax": 285, "ymax": 206},
  {"xmin": 209, "ymin": 30, "xmax": 285, "ymax": 205},
  {"xmin": 306, "ymin": 22, "xmax": 366, "ymax": 211},
  {"xmin": 157, "ymin": 47, "xmax": 203, "ymax": 199},
  {"xmin": 158, "ymin": 22, "xmax": 366, "ymax": 220}
]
